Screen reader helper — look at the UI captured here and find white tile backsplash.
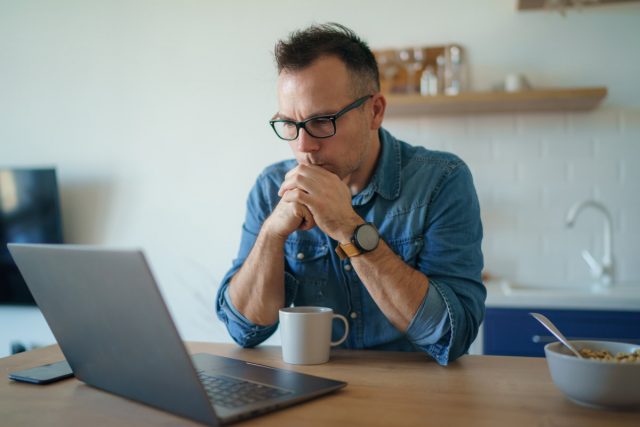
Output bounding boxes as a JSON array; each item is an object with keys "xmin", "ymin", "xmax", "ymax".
[
  {"xmin": 469, "ymin": 114, "xmax": 518, "ymax": 138},
  {"xmin": 517, "ymin": 112, "xmax": 569, "ymax": 136},
  {"xmin": 543, "ymin": 136, "xmax": 596, "ymax": 161},
  {"xmin": 621, "ymin": 110, "xmax": 640, "ymax": 135},
  {"xmin": 418, "ymin": 115, "xmax": 470, "ymax": 139},
  {"xmin": 493, "ymin": 136, "xmax": 544, "ymax": 161},
  {"xmin": 568, "ymin": 110, "xmax": 622, "ymax": 137},
  {"xmin": 387, "ymin": 106, "xmax": 640, "ymax": 286}
]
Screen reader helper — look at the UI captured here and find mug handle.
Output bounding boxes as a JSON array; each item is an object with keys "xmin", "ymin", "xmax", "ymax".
[{"xmin": 330, "ymin": 314, "xmax": 349, "ymax": 347}]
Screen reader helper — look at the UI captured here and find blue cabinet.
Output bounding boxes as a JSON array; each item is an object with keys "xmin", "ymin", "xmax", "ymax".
[{"xmin": 483, "ymin": 308, "xmax": 640, "ymax": 357}]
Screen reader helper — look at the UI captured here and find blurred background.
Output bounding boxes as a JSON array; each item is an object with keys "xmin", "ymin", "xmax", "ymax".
[{"xmin": 1, "ymin": 0, "xmax": 639, "ymax": 357}]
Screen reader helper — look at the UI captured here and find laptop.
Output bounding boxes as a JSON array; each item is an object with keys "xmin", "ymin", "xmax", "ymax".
[{"xmin": 7, "ymin": 244, "xmax": 346, "ymax": 426}]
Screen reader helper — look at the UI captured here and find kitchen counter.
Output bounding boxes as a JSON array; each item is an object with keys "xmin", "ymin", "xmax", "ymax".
[
  {"xmin": 485, "ymin": 279, "xmax": 640, "ymax": 311},
  {"xmin": 1, "ymin": 342, "xmax": 638, "ymax": 426}
]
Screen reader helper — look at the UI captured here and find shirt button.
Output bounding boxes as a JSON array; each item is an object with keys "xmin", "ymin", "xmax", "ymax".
[
  {"xmin": 344, "ymin": 264, "xmax": 352, "ymax": 271},
  {"xmin": 296, "ymin": 252, "xmax": 305, "ymax": 260},
  {"xmin": 350, "ymin": 312, "xmax": 358, "ymax": 319}
]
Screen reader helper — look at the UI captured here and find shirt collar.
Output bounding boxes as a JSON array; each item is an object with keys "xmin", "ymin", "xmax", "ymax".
[{"xmin": 352, "ymin": 127, "xmax": 402, "ymax": 206}]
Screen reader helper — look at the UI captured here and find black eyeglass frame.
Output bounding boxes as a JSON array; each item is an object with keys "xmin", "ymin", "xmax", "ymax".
[{"xmin": 269, "ymin": 94, "xmax": 373, "ymax": 141}]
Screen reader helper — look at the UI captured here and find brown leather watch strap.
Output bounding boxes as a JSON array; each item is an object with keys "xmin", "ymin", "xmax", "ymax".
[{"xmin": 335, "ymin": 242, "xmax": 362, "ymax": 260}]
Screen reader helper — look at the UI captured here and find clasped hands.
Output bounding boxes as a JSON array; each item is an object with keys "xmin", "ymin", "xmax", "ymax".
[{"xmin": 265, "ymin": 164, "xmax": 362, "ymax": 243}]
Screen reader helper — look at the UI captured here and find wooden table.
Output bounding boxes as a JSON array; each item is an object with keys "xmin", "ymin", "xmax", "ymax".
[{"xmin": 1, "ymin": 342, "xmax": 638, "ymax": 426}]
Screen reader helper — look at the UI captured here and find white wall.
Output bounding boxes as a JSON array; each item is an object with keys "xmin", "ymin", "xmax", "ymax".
[{"xmin": 1, "ymin": 0, "xmax": 639, "ymax": 354}]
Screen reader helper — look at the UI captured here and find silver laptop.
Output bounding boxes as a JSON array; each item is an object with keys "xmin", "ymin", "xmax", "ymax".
[{"xmin": 7, "ymin": 244, "xmax": 346, "ymax": 426}]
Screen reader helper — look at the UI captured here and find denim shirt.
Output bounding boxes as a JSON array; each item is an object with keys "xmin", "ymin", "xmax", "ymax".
[{"xmin": 216, "ymin": 128, "xmax": 485, "ymax": 365}]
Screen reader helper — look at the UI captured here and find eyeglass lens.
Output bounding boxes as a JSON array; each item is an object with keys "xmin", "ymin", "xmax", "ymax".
[{"xmin": 273, "ymin": 117, "xmax": 335, "ymax": 140}]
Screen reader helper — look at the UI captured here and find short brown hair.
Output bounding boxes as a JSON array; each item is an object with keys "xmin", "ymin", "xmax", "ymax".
[{"xmin": 274, "ymin": 23, "xmax": 380, "ymax": 96}]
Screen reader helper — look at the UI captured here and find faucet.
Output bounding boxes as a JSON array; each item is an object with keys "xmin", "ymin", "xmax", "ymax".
[{"xmin": 565, "ymin": 200, "xmax": 614, "ymax": 288}]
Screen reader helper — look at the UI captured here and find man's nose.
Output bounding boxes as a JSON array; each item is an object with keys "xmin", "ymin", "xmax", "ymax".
[{"xmin": 295, "ymin": 128, "xmax": 321, "ymax": 153}]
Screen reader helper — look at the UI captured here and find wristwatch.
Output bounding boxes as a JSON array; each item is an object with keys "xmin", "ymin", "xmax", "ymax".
[{"xmin": 335, "ymin": 223, "xmax": 380, "ymax": 260}]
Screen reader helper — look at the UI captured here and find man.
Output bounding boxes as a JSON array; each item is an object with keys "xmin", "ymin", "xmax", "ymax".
[{"xmin": 216, "ymin": 23, "xmax": 485, "ymax": 365}]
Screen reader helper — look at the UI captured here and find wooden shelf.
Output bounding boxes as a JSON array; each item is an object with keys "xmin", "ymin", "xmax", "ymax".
[
  {"xmin": 384, "ymin": 87, "xmax": 607, "ymax": 116},
  {"xmin": 517, "ymin": 0, "xmax": 639, "ymax": 10}
]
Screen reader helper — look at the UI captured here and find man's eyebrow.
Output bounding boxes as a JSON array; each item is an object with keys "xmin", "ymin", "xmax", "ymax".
[
  {"xmin": 272, "ymin": 112, "xmax": 293, "ymax": 121},
  {"xmin": 272, "ymin": 109, "xmax": 335, "ymax": 121}
]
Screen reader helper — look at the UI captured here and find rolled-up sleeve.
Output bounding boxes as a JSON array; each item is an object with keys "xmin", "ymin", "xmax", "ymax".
[
  {"xmin": 216, "ymin": 267, "xmax": 299, "ymax": 348},
  {"xmin": 411, "ymin": 161, "xmax": 486, "ymax": 365},
  {"xmin": 405, "ymin": 280, "xmax": 451, "ymax": 355}
]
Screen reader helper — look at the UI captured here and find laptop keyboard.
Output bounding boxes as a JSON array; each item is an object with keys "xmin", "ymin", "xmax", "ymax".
[{"xmin": 197, "ymin": 371, "xmax": 293, "ymax": 409}]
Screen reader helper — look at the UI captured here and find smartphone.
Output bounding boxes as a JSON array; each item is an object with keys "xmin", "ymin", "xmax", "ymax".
[{"xmin": 8, "ymin": 360, "xmax": 74, "ymax": 385}]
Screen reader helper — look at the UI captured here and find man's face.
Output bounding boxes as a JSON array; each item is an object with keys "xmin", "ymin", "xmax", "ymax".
[{"xmin": 275, "ymin": 56, "xmax": 373, "ymax": 181}]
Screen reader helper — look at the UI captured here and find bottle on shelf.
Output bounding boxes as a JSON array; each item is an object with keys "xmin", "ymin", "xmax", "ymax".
[
  {"xmin": 397, "ymin": 47, "xmax": 425, "ymax": 94},
  {"xmin": 375, "ymin": 50, "xmax": 401, "ymax": 94},
  {"xmin": 420, "ymin": 65, "xmax": 438, "ymax": 96},
  {"xmin": 436, "ymin": 54, "xmax": 446, "ymax": 95},
  {"xmin": 444, "ymin": 45, "xmax": 463, "ymax": 96}
]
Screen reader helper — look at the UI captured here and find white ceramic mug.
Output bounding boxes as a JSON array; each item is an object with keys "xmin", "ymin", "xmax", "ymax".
[
  {"xmin": 279, "ymin": 307, "xmax": 349, "ymax": 365},
  {"xmin": 504, "ymin": 73, "xmax": 530, "ymax": 92}
]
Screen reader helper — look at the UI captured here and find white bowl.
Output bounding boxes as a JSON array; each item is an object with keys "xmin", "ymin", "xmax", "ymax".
[{"xmin": 544, "ymin": 340, "xmax": 640, "ymax": 409}]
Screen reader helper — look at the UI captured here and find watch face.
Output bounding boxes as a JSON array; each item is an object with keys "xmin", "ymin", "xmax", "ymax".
[{"xmin": 355, "ymin": 224, "xmax": 379, "ymax": 252}]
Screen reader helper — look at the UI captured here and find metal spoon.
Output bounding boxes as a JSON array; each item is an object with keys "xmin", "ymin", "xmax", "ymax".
[{"xmin": 530, "ymin": 312, "xmax": 583, "ymax": 358}]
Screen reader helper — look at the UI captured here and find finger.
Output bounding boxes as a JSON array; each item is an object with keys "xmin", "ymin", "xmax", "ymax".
[
  {"xmin": 278, "ymin": 173, "xmax": 313, "ymax": 197},
  {"xmin": 278, "ymin": 180, "xmax": 295, "ymax": 197},
  {"xmin": 279, "ymin": 166, "xmax": 301, "ymax": 196},
  {"xmin": 296, "ymin": 164, "xmax": 340, "ymax": 191},
  {"xmin": 284, "ymin": 165, "xmax": 300, "ymax": 180},
  {"xmin": 281, "ymin": 188, "xmax": 311, "ymax": 206},
  {"xmin": 278, "ymin": 176, "xmax": 298, "ymax": 197},
  {"xmin": 282, "ymin": 165, "xmax": 305, "ymax": 186},
  {"xmin": 296, "ymin": 203, "xmax": 316, "ymax": 231},
  {"xmin": 278, "ymin": 167, "xmax": 300, "ymax": 197},
  {"xmin": 300, "ymin": 163, "xmax": 336, "ymax": 179},
  {"xmin": 297, "ymin": 163, "xmax": 325, "ymax": 177}
]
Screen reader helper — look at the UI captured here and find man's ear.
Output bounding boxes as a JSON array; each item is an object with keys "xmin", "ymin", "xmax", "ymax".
[{"xmin": 370, "ymin": 93, "xmax": 386, "ymax": 130}]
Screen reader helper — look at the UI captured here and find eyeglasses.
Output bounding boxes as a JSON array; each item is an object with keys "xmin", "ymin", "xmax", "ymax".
[{"xmin": 269, "ymin": 95, "xmax": 373, "ymax": 141}]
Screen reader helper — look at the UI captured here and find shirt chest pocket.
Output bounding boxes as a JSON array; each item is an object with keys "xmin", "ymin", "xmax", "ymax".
[
  {"xmin": 387, "ymin": 236, "xmax": 424, "ymax": 268},
  {"xmin": 284, "ymin": 239, "xmax": 330, "ymax": 305}
]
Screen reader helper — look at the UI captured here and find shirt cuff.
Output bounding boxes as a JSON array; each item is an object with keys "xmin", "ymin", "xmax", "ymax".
[
  {"xmin": 405, "ymin": 280, "xmax": 452, "ymax": 347},
  {"xmin": 221, "ymin": 271, "xmax": 300, "ymax": 330},
  {"xmin": 223, "ymin": 287, "xmax": 265, "ymax": 327}
]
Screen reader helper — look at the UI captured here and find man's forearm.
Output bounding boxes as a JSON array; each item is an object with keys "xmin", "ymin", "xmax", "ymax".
[
  {"xmin": 350, "ymin": 240, "xmax": 429, "ymax": 332},
  {"xmin": 228, "ymin": 225, "xmax": 287, "ymax": 326}
]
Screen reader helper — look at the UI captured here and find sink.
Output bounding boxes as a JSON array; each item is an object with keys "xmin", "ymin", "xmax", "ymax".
[{"xmin": 486, "ymin": 279, "xmax": 640, "ymax": 310}]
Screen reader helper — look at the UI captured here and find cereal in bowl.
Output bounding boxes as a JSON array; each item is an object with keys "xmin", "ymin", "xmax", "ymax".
[{"xmin": 579, "ymin": 348, "xmax": 640, "ymax": 362}]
